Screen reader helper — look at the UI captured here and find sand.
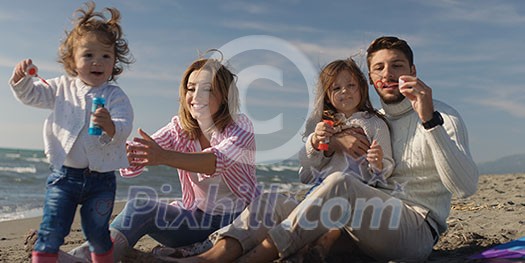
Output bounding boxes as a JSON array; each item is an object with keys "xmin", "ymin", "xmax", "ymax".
[{"xmin": 1, "ymin": 173, "xmax": 524, "ymax": 262}]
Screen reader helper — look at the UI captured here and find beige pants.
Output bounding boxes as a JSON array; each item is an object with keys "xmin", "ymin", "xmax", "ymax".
[{"xmin": 210, "ymin": 172, "xmax": 436, "ymax": 262}]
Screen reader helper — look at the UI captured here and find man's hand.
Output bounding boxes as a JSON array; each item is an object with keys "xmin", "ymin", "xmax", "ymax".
[{"xmin": 399, "ymin": 75, "xmax": 434, "ymax": 122}]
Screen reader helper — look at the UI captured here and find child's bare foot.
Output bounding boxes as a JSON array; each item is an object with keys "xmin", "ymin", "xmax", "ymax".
[
  {"xmin": 282, "ymin": 229, "xmax": 342, "ymax": 263},
  {"xmin": 305, "ymin": 246, "xmax": 326, "ymax": 263},
  {"xmin": 316, "ymin": 229, "xmax": 341, "ymax": 254},
  {"xmin": 304, "ymin": 229, "xmax": 341, "ymax": 263},
  {"xmin": 157, "ymin": 256, "xmax": 204, "ymax": 263},
  {"xmin": 152, "ymin": 239, "xmax": 212, "ymax": 258}
]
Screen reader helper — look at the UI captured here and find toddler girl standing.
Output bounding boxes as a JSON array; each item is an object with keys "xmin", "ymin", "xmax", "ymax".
[{"xmin": 9, "ymin": 2, "xmax": 134, "ymax": 262}]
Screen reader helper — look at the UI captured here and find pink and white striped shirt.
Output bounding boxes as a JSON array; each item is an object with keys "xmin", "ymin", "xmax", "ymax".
[{"xmin": 120, "ymin": 114, "xmax": 258, "ymax": 210}]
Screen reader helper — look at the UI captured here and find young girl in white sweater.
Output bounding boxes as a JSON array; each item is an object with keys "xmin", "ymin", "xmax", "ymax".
[
  {"xmin": 10, "ymin": 2, "xmax": 133, "ymax": 262},
  {"xmin": 300, "ymin": 58, "xmax": 394, "ymax": 193}
]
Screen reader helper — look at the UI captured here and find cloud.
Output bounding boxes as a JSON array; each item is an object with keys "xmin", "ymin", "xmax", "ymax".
[
  {"xmin": 418, "ymin": 51, "xmax": 494, "ymax": 66},
  {"xmin": 474, "ymin": 98, "xmax": 525, "ymax": 119},
  {"xmin": 0, "ymin": 57, "xmax": 18, "ymax": 68},
  {"xmin": 222, "ymin": 20, "xmax": 320, "ymax": 34},
  {"xmin": 222, "ymin": 2, "xmax": 271, "ymax": 15},
  {"xmin": 0, "ymin": 55, "xmax": 62, "ymax": 75},
  {"xmin": 292, "ymin": 41, "xmax": 364, "ymax": 64},
  {"xmin": 119, "ymin": 1, "xmax": 182, "ymax": 13},
  {"xmin": 244, "ymin": 96, "xmax": 309, "ymax": 109},
  {"xmin": 0, "ymin": 9, "xmax": 22, "ymax": 22},
  {"xmin": 237, "ymin": 70, "xmax": 307, "ymax": 95},
  {"xmin": 421, "ymin": 1, "xmax": 525, "ymax": 25},
  {"xmin": 125, "ymin": 66, "xmax": 179, "ymax": 82}
]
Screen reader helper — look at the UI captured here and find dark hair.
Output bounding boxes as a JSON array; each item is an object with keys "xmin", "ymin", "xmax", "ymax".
[
  {"xmin": 366, "ymin": 36, "xmax": 413, "ymax": 70},
  {"xmin": 58, "ymin": 1, "xmax": 133, "ymax": 81}
]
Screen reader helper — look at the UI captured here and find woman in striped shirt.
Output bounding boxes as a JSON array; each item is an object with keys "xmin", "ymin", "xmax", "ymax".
[{"xmin": 64, "ymin": 54, "xmax": 258, "ymax": 262}]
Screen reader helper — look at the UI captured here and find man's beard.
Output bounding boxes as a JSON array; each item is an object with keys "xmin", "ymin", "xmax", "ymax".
[{"xmin": 382, "ymin": 92, "xmax": 405, "ymax": 104}]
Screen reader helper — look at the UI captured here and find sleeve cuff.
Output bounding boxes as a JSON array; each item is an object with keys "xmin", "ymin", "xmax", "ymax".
[
  {"xmin": 305, "ymin": 133, "xmax": 321, "ymax": 158},
  {"xmin": 98, "ymin": 132, "xmax": 113, "ymax": 145},
  {"xmin": 203, "ymin": 147, "xmax": 223, "ymax": 176}
]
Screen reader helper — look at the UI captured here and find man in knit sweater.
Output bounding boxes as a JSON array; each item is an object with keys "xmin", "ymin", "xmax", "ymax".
[
  {"xmin": 311, "ymin": 36, "xmax": 479, "ymax": 261},
  {"xmin": 365, "ymin": 35, "xmax": 478, "ymax": 233},
  {"xmin": 175, "ymin": 36, "xmax": 479, "ymax": 263},
  {"xmin": 292, "ymin": 36, "xmax": 478, "ymax": 261}
]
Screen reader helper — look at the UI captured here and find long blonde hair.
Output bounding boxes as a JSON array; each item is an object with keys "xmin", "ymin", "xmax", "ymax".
[{"xmin": 178, "ymin": 57, "xmax": 239, "ymax": 140}]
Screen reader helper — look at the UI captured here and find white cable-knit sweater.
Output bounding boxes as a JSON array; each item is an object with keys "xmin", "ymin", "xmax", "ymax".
[{"xmin": 378, "ymin": 98, "xmax": 479, "ymax": 234}]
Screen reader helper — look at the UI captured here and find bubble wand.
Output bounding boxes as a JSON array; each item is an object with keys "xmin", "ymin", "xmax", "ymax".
[
  {"xmin": 26, "ymin": 64, "xmax": 50, "ymax": 86},
  {"xmin": 318, "ymin": 119, "xmax": 334, "ymax": 151},
  {"xmin": 372, "ymin": 73, "xmax": 425, "ymax": 95}
]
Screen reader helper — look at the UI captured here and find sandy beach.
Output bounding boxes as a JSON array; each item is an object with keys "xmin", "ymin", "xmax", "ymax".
[{"xmin": 1, "ymin": 173, "xmax": 524, "ymax": 262}]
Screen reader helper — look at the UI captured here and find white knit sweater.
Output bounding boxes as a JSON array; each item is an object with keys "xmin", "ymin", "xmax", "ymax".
[
  {"xmin": 10, "ymin": 75, "xmax": 133, "ymax": 172},
  {"xmin": 378, "ymin": 98, "xmax": 479, "ymax": 234},
  {"xmin": 299, "ymin": 111, "xmax": 394, "ymax": 185}
]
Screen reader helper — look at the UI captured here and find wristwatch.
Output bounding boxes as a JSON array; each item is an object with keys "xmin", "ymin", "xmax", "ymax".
[{"xmin": 422, "ymin": 111, "xmax": 444, "ymax": 130}]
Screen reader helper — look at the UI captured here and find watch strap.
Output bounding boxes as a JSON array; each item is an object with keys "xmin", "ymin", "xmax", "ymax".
[{"xmin": 422, "ymin": 111, "xmax": 444, "ymax": 130}]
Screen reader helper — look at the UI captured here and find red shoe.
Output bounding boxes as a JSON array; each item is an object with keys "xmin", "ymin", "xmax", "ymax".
[
  {"xmin": 32, "ymin": 251, "xmax": 58, "ymax": 263},
  {"xmin": 91, "ymin": 246, "xmax": 114, "ymax": 263}
]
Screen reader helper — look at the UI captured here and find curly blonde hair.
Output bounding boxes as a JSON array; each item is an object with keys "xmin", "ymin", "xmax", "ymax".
[{"xmin": 58, "ymin": 1, "xmax": 133, "ymax": 81}]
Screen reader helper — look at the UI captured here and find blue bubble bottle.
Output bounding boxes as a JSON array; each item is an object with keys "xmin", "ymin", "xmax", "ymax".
[{"xmin": 88, "ymin": 97, "xmax": 105, "ymax": 135}]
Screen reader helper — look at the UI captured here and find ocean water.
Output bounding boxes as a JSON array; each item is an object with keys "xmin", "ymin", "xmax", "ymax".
[{"xmin": 0, "ymin": 147, "xmax": 305, "ymax": 222}]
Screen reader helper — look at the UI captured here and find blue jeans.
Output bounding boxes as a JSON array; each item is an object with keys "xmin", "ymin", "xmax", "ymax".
[
  {"xmin": 111, "ymin": 198, "xmax": 241, "ymax": 248},
  {"xmin": 34, "ymin": 166, "xmax": 116, "ymax": 254}
]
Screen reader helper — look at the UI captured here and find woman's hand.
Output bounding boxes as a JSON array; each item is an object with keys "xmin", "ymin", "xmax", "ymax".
[{"xmin": 127, "ymin": 128, "xmax": 166, "ymax": 166}]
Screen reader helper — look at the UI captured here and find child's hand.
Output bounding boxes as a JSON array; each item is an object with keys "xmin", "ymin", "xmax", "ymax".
[
  {"xmin": 312, "ymin": 121, "xmax": 336, "ymax": 150},
  {"xmin": 331, "ymin": 127, "xmax": 369, "ymax": 158},
  {"xmin": 92, "ymin": 107, "xmax": 115, "ymax": 137},
  {"xmin": 367, "ymin": 140, "xmax": 383, "ymax": 172},
  {"xmin": 12, "ymin": 59, "xmax": 33, "ymax": 84}
]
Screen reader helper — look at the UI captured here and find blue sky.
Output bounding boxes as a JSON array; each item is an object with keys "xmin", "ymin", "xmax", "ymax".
[{"xmin": 1, "ymin": 0, "xmax": 524, "ymax": 164}]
